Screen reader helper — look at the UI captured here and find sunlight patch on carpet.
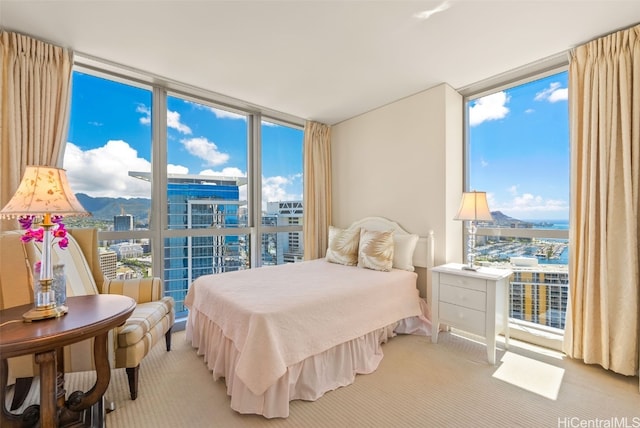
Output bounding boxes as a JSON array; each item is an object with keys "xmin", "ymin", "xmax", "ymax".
[{"xmin": 492, "ymin": 352, "xmax": 564, "ymax": 400}]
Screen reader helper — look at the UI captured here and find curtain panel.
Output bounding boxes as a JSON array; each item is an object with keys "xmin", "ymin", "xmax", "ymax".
[
  {"xmin": 564, "ymin": 24, "xmax": 640, "ymax": 380},
  {"xmin": 0, "ymin": 31, "xmax": 73, "ymax": 232},
  {"xmin": 302, "ymin": 121, "xmax": 331, "ymax": 260}
]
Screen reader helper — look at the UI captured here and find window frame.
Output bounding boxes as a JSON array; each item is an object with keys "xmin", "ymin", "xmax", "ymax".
[
  {"xmin": 69, "ymin": 55, "xmax": 305, "ymax": 319},
  {"xmin": 461, "ymin": 58, "xmax": 570, "ymax": 350}
]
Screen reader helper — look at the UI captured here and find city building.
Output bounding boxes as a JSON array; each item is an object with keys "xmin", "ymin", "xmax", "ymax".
[
  {"xmin": 265, "ymin": 201, "xmax": 303, "ymax": 265},
  {"xmin": 113, "ymin": 214, "xmax": 133, "ymax": 232},
  {"xmin": 510, "ymin": 266, "xmax": 569, "ymax": 329},
  {"xmin": 99, "ymin": 250, "xmax": 117, "ymax": 280},
  {"xmin": 484, "ymin": 258, "xmax": 569, "ymax": 330},
  {"xmin": 130, "ymin": 172, "xmax": 248, "ymax": 315}
]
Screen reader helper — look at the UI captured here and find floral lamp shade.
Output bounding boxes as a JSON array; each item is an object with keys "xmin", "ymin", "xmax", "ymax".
[
  {"xmin": 0, "ymin": 166, "xmax": 88, "ymax": 218},
  {"xmin": 0, "ymin": 166, "xmax": 90, "ymax": 321}
]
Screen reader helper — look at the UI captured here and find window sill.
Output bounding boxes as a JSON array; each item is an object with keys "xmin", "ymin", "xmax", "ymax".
[{"xmin": 508, "ymin": 319, "xmax": 564, "ymax": 351}]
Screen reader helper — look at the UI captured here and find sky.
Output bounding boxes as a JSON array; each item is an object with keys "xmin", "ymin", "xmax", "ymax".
[
  {"xmin": 64, "ymin": 71, "xmax": 303, "ymax": 209},
  {"xmin": 64, "ymin": 70, "xmax": 568, "ymax": 221},
  {"xmin": 468, "ymin": 71, "xmax": 569, "ymax": 221}
]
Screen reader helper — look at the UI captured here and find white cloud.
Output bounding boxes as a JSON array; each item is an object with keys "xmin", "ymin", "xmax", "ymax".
[
  {"xmin": 181, "ymin": 137, "xmax": 230, "ymax": 166},
  {"xmin": 469, "ymin": 92, "xmax": 510, "ymax": 126},
  {"xmin": 490, "ymin": 189, "xmax": 568, "ymax": 219},
  {"xmin": 63, "ymin": 141, "xmax": 301, "ymax": 210},
  {"xmin": 136, "ymin": 104, "xmax": 192, "ymax": 134},
  {"xmin": 210, "ymin": 107, "xmax": 246, "ymax": 121},
  {"xmin": 63, "ymin": 141, "xmax": 151, "ymax": 198},
  {"xmin": 167, "ymin": 110, "xmax": 192, "ymax": 134},
  {"xmin": 199, "ymin": 167, "xmax": 245, "ymax": 177},
  {"xmin": 167, "ymin": 164, "xmax": 189, "ymax": 174},
  {"xmin": 534, "ymin": 82, "xmax": 568, "ymax": 103},
  {"xmin": 137, "ymin": 105, "xmax": 150, "ymax": 125},
  {"xmin": 262, "ymin": 175, "xmax": 302, "ymax": 210},
  {"xmin": 190, "ymin": 102, "xmax": 246, "ymax": 121}
]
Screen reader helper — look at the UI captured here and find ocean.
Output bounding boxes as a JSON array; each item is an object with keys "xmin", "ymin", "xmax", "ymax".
[{"xmin": 530, "ymin": 219, "xmax": 569, "ymax": 264}]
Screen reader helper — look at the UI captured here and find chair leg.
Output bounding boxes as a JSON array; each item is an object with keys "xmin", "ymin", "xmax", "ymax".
[
  {"xmin": 165, "ymin": 328, "xmax": 172, "ymax": 352},
  {"xmin": 125, "ymin": 366, "xmax": 139, "ymax": 400},
  {"xmin": 10, "ymin": 377, "xmax": 33, "ymax": 411}
]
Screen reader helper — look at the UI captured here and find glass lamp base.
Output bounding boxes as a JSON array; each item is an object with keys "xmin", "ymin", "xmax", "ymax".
[{"xmin": 23, "ymin": 304, "xmax": 67, "ymax": 322}]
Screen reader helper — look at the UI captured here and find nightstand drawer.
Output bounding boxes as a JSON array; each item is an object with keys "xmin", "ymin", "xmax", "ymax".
[
  {"xmin": 439, "ymin": 283, "xmax": 486, "ymax": 312},
  {"xmin": 439, "ymin": 273, "xmax": 487, "ymax": 292},
  {"xmin": 439, "ymin": 302, "xmax": 486, "ymax": 337}
]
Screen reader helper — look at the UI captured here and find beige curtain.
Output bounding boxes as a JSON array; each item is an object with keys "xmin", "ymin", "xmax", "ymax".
[
  {"xmin": 303, "ymin": 121, "xmax": 332, "ymax": 260},
  {"xmin": 0, "ymin": 31, "xmax": 73, "ymax": 232},
  {"xmin": 563, "ymin": 24, "xmax": 640, "ymax": 379}
]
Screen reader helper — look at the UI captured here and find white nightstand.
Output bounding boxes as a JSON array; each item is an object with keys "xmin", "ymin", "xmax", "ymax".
[{"xmin": 431, "ymin": 263, "xmax": 513, "ymax": 364}]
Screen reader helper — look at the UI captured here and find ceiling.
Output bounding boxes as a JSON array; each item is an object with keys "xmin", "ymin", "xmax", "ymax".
[{"xmin": 1, "ymin": 1, "xmax": 639, "ymax": 125}]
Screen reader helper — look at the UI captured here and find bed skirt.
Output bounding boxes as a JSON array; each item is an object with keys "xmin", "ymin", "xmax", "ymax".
[{"xmin": 186, "ymin": 305, "xmax": 430, "ymax": 418}]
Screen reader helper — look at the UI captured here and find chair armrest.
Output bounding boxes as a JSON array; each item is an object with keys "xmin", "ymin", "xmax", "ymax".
[{"xmin": 102, "ymin": 277, "xmax": 164, "ymax": 304}]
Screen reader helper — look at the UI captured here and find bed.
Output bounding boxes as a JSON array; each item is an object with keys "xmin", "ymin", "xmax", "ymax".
[{"xmin": 185, "ymin": 217, "xmax": 434, "ymax": 418}]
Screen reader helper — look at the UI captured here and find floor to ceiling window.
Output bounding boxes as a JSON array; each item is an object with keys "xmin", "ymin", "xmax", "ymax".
[
  {"xmin": 64, "ymin": 62, "xmax": 304, "ymax": 319},
  {"xmin": 464, "ymin": 68, "xmax": 569, "ymax": 348}
]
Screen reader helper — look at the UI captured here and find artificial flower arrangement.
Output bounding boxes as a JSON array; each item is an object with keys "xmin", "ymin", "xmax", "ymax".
[{"xmin": 19, "ymin": 215, "xmax": 69, "ymax": 272}]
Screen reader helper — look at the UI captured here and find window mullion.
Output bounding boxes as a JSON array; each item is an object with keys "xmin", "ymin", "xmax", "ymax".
[{"xmin": 151, "ymin": 86, "xmax": 168, "ymax": 278}]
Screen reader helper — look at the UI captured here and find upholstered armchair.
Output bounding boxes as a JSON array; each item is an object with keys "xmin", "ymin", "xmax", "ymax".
[
  {"xmin": 64, "ymin": 228, "xmax": 175, "ymax": 400},
  {"xmin": 101, "ymin": 276, "xmax": 174, "ymax": 399},
  {"xmin": 0, "ymin": 228, "xmax": 175, "ymax": 406}
]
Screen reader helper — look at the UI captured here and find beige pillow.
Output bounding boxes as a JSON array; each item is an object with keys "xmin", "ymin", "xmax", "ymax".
[
  {"xmin": 325, "ymin": 226, "xmax": 360, "ymax": 266},
  {"xmin": 392, "ymin": 233, "xmax": 419, "ymax": 271},
  {"xmin": 357, "ymin": 229, "xmax": 394, "ymax": 272}
]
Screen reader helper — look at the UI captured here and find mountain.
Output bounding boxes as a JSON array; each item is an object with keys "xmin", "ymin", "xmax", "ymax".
[
  {"xmin": 487, "ymin": 211, "xmax": 534, "ymax": 228},
  {"xmin": 76, "ymin": 193, "xmax": 151, "ymax": 225}
]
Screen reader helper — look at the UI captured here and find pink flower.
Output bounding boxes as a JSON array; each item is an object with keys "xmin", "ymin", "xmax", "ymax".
[
  {"xmin": 19, "ymin": 216, "xmax": 68, "ymax": 250},
  {"xmin": 18, "ymin": 215, "xmax": 34, "ymax": 229},
  {"xmin": 53, "ymin": 224, "xmax": 67, "ymax": 239}
]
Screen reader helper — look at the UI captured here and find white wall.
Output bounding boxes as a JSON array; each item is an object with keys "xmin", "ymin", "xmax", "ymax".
[{"xmin": 331, "ymin": 83, "xmax": 464, "ymax": 298}]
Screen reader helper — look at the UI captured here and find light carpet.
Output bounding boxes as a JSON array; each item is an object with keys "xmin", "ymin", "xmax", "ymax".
[{"xmin": 10, "ymin": 330, "xmax": 640, "ymax": 427}]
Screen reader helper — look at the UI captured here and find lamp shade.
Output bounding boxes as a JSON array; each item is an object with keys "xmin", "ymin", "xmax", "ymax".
[
  {"xmin": 0, "ymin": 166, "xmax": 89, "ymax": 218},
  {"xmin": 454, "ymin": 191, "xmax": 493, "ymax": 222}
]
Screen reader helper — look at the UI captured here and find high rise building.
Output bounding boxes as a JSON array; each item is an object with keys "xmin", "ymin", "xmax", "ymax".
[
  {"xmin": 114, "ymin": 214, "xmax": 134, "ymax": 232},
  {"xmin": 509, "ymin": 266, "xmax": 569, "ymax": 329},
  {"xmin": 265, "ymin": 201, "xmax": 304, "ymax": 264},
  {"xmin": 130, "ymin": 172, "xmax": 248, "ymax": 315},
  {"xmin": 99, "ymin": 250, "xmax": 118, "ymax": 280},
  {"xmin": 113, "ymin": 214, "xmax": 134, "ymax": 244}
]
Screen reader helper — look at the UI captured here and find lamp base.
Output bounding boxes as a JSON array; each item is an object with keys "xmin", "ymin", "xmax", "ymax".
[
  {"xmin": 462, "ymin": 265, "xmax": 479, "ymax": 271},
  {"xmin": 23, "ymin": 304, "xmax": 68, "ymax": 322}
]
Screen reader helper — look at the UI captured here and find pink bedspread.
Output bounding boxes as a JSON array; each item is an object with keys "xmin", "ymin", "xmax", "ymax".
[{"xmin": 185, "ymin": 258, "xmax": 431, "ymax": 416}]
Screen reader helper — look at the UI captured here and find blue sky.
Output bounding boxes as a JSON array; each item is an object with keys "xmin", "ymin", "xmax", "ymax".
[
  {"xmin": 64, "ymin": 70, "xmax": 568, "ymax": 221},
  {"xmin": 468, "ymin": 71, "xmax": 569, "ymax": 221},
  {"xmin": 64, "ymin": 71, "xmax": 303, "ymax": 208}
]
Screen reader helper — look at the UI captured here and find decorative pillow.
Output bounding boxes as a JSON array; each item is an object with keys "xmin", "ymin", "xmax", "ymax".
[
  {"xmin": 325, "ymin": 226, "xmax": 361, "ymax": 266},
  {"xmin": 357, "ymin": 229, "xmax": 394, "ymax": 272},
  {"xmin": 393, "ymin": 233, "xmax": 419, "ymax": 272}
]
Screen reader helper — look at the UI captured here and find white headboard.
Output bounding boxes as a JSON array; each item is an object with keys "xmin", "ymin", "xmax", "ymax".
[{"xmin": 347, "ymin": 216, "xmax": 434, "ymax": 269}]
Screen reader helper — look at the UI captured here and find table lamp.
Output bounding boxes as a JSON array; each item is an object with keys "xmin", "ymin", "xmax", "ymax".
[
  {"xmin": 454, "ymin": 190, "xmax": 493, "ymax": 270},
  {"xmin": 0, "ymin": 166, "xmax": 89, "ymax": 321}
]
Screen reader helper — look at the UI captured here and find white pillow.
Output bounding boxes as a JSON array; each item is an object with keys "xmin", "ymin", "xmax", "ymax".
[
  {"xmin": 325, "ymin": 226, "xmax": 360, "ymax": 266},
  {"xmin": 393, "ymin": 233, "xmax": 419, "ymax": 272},
  {"xmin": 357, "ymin": 229, "xmax": 394, "ymax": 272}
]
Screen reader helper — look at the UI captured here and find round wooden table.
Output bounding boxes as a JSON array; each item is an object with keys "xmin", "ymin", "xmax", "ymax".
[{"xmin": 0, "ymin": 294, "xmax": 135, "ymax": 428}]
